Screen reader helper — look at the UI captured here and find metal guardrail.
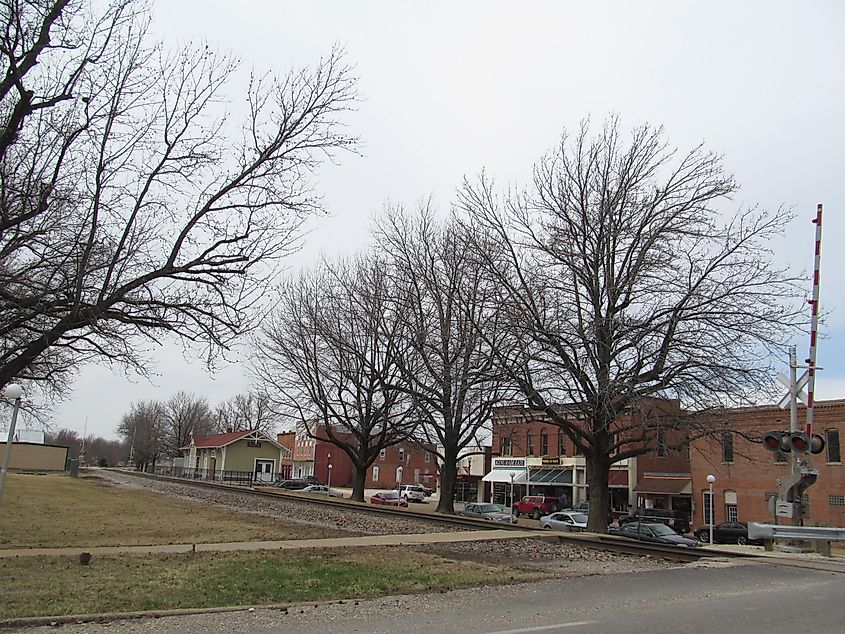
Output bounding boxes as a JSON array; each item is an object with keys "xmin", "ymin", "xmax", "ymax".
[{"xmin": 748, "ymin": 522, "xmax": 845, "ymax": 542}]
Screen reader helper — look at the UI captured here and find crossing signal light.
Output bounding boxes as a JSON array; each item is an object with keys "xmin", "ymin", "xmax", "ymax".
[{"xmin": 762, "ymin": 430, "xmax": 826, "ymax": 455}]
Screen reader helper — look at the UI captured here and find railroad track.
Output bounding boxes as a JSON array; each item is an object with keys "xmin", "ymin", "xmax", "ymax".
[{"xmin": 108, "ymin": 470, "xmax": 750, "ymax": 563}]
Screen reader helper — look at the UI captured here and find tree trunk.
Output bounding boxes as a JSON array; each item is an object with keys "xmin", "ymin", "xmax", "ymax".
[
  {"xmin": 586, "ymin": 452, "xmax": 611, "ymax": 533},
  {"xmin": 436, "ymin": 447, "xmax": 458, "ymax": 513},
  {"xmin": 351, "ymin": 465, "xmax": 367, "ymax": 502}
]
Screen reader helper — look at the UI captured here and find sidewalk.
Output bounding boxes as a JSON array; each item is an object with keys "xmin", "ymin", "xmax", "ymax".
[{"xmin": 0, "ymin": 529, "xmax": 544, "ymax": 559}]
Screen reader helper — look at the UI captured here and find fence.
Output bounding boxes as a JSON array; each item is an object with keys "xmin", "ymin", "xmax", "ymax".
[{"xmin": 152, "ymin": 465, "xmax": 257, "ymax": 486}]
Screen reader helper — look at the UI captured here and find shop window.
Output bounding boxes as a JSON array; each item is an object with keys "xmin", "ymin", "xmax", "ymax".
[
  {"xmin": 725, "ymin": 504, "xmax": 738, "ymax": 522},
  {"xmin": 827, "ymin": 428, "xmax": 841, "ymax": 463},
  {"xmin": 702, "ymin": 491, "xmax": 714, "ymax": 524},
  {"xmin": 722, "ymin": 432, "xmax": 734, "ymax": 463}
]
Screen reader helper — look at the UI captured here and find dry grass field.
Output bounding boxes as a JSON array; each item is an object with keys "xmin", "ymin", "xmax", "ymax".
[{"xmin": 0, "ymin": 473, "xmax": 348, "ymax": 549}]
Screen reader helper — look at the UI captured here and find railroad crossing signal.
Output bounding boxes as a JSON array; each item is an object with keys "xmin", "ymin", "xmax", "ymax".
[
  {"xmin": 761, "ymin": 430, "xmax": 825, "ymax": 454},
  {"xmin": 777, "ymin": 371, "xmax": 809, "ymax": 409}
]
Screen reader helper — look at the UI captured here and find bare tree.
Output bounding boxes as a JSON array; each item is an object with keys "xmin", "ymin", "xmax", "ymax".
[
  {"xmin": 459, "ymin": 117, "xmax": 805, "ymax": 532},
  {"xmin": 163, "ymin": 391, "xmax": 214, "ymax": 456},
  {"xmin": 0, "ymin": 0, "xmax": 358, "ymax": 394},
  {"xmin": 375, "ymin": 205, "xmax": 511, "ymax": 513},
  {"xmin": 117, "ymin": 399, "xmax": 166, "ymax": 470},
  {"xmin": 253, "ymin": 255, "xmax": 417, "ymax": 501},
  {"xmin": 212, "ymin": 391, "xmax": 279, "ymax": 434}
]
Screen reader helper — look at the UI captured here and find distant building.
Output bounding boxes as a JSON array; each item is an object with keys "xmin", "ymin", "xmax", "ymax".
[
  {"xmin": 181, "ymin": 428, "xmax": 291, "ymax": 483},
  {"xmin": 290, "ymin": 420, "xmax": 438, "ymax": 490}
]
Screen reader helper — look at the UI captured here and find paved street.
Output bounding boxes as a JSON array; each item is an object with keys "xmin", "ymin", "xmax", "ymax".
[{"xmin": 20, "ymin": 560, "xmax": 845, "ymax": 633}]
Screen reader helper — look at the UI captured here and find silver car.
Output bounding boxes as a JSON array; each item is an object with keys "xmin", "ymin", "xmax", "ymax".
[
  {"xmin": 540, "ymin": 510, "xmax": 588, "ymax": 532},
  {"xmin": 300, "ymin": 484, "xmax": 344, "ymax": 498},
  {"xmin": 459, "ymin": 503, "xmax": 518, "ymax": 523}
]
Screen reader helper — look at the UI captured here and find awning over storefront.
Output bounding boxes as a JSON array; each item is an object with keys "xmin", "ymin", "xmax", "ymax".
[
  {"xmin": 482, "ymin": 470, "xmax": 527, "ymax": 484},
  {"xmin": 634, "ymin": 475, "xmax": 692, "ymax": 495},
  {"xmin": 529, "ymin": 468, "xmax": 573, "ymax": 484}
]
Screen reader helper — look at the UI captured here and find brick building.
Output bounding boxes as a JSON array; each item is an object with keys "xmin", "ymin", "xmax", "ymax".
[
  {"xmin": 486, "ymin": 399, "xmax": 693, "ymax": 521},
  {"xmin": 287, "ymin": 421, "xmax": 438, "ymax": 490},
  {"xmin": 689, "ymin": 399, "xmax": 844, "ymax": 530}
]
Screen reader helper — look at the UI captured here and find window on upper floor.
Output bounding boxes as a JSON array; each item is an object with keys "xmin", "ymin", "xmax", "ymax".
[
  {"xmin": 827, "ymin": 428, "xmax": 841, "ymax": 463},
  {"xmin": 424, "ymin": 451, "xmax": 430, "ymax": 463},
  {"xmin": 540, "ymin": 432, "xmax": 548, "ymax": 456},
  {"xmin": 656, "ymin": 428, "xmax": 667, "ymax": 457},
  {"xmin": 501, "ymin": 437, "xmax": 512, "ymax": 456},
  {"xmin": 372, "ymin": 466, "xmax": 379, "ymax": 481},
  {"xmin": 398, "ymin": 448, "xmax": 405, "ymax": 463},
  {"xmin": 379, "ymin": 448, "xmax": 386, "ymax": 461},
  {"xmin": 722, "ymin": 432, "xmax": 734, "ymax": 463},
  {"xmin": 558, "ymin": 432, "xmax": 566, "ymax": 457},
  {"xmin": 526, "ymin": 433, "xmax": 534, "ymax": 456}
]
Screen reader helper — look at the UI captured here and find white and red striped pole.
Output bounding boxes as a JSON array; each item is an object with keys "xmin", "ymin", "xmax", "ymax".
[{"xmin": 805, "ymin": 203, "xmax": 823, "ymax": 439}]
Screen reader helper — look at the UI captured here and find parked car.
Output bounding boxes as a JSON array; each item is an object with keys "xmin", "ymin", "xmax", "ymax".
[
  {"xmin": 540, "ymin": 511, "xmax": 588, "ymax": 532},
  {"xmin": 370, "ymin": 491, "xmax": 409, "ymax": 507},
  {"xmin": 695, "ymin": 521, "xmax": 761, "ymax": 545},
  {"xmin": 512, "ymin": 495, "xmax": 560, "ymax": 520},
  {"xmin": 618, "ymin": 508, "xmax": 690, "ymax": 534},
  {"xmin": 300, "ymin": 484, "xmax": 343, "ymax": 498},
  {"xmin": 399, "ymin": 484, "xmax": 427, "ymax": 502},
  {"xmin": 418, "ymin": 484, "xmax": 435, "ymax": 497},
  {"xmin": 274, "ymin": 479, "xmax": 309, "ymax": 490},
  {"xmin": 459, "ymin": 503, "xmax": 517, "ymax": 523},
  {"xmin": 609, "ymin": 521, "xmax": 701, "ymax": 548}
]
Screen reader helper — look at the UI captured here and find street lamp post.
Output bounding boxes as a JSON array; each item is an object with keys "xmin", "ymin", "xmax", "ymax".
[
  {"xmin": 397, "ymin": 466, "xmax": 403, "ymax": 505},
  {"xmin": 327, "ymin": 453, "xmax": 332, "ymax": 488},
  {"xmin": 509, "ymin": 472, "xmax": 516, "ymax": 522},
  {"xmin": 706, "ymin": 474, "xmax": 716, "ymax": 546},
  {"xmin": 0, "ymin": 384, "xmax": 24, "ymax": 508}
]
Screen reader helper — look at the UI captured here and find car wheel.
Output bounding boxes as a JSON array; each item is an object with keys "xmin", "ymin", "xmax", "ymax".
[
  {"xmin": 737, "ymin": 535, "xmax": 748, "ymax": 546},
  {"xmin": 532, "ymin": 509, "xmax": 542, "ymax": 520},
  {"xmin": 542, "ymin": 524, "xmax": 551, "ymax": 529},
  {"xmin": 697, "ymin": 531, "xmax": 710, "ymax": 543}
]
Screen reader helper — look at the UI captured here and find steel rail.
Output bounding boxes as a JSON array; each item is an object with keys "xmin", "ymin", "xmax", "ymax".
[{"xmin": 105, "ymin": 470, "xmax": 755, "ymax": 564}]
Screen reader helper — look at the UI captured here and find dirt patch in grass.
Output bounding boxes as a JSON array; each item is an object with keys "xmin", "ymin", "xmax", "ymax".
[
  {"xmin": 0, "ymin": 474, "xmax": 349, "ymax": 549},
  {"xmin": 0, "ymin": 547, "xmax": 547, "ymax": 619}
]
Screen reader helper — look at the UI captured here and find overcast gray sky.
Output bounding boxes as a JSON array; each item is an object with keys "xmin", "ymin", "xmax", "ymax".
[{"xmin": 23, "ymin": 0, "xmax": 845, "ymax": 440}]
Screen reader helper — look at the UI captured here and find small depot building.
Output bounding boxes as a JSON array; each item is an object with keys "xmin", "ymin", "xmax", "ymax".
[{"xmin": 182, "ymin": 429, "xmax": 290, "ymax": 483}]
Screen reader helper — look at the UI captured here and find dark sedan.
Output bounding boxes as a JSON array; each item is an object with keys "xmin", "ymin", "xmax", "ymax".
[
  {"xmin": 459, "ymin": 503, "xmax": 517, "ymax": 523},
  {"xmin": 609, "ymin": 521, "xmax": 701, "ymax": 548},
  {"xmin": 695, "ymin": 522, "xmax": 761, "ymax": 545}
]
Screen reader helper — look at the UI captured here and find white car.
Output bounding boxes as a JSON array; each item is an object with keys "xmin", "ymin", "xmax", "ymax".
[
  {"xmin": 399, "ymin": 484, "xmax": 427, "ymax": 502},
  {"xmin": 540, "ymin": 510, "xmax": 588, "ymax": 532},
  {"xmin": 300, "ymin": 484, "xmax": 343, "ymax": 498}
]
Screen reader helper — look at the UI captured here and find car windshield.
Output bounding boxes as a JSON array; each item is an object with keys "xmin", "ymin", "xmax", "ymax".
[
  {"xmin": 478, "ymin": 504, "xmax": 505, "ymax": 513},
  {"xmin": 650, "ymin": 524, "xmax": 677, "ymax": 536}
]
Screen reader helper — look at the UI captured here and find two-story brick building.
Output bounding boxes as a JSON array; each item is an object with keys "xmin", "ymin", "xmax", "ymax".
[
  {"xmin": 688, "ymin": 399, "xmax": 844, "ymax": 530},
  {"xmin": 287, "ymin": 421, "xmax": 439, "ymax": 491},
  {"xmin": 486, "ymin": 399, "xmax": 693, "ymax": 520}
]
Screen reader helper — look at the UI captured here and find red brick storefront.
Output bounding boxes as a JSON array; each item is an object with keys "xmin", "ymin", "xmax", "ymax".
[{"xmin": 689, "ymin": 399, "xmax": 845, "ymax": 530}]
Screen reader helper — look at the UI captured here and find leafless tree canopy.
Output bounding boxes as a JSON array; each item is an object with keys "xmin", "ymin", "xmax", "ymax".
[
  {"xmin": 459, "ymin": 117, "xmax": 805, "ymax": 530},
  {"xmin": 375, "ymin": 206, "xmax": 510, "ymax": 512},
  {"xmin": 117, "ymin": 398, "xmax": 165, "ymax": 469},
  {"xmin": 0, "ymin": 0, "xmax": 358, "ymax": 397},
  {"xmin": 163, "ymin": 390, "xmax": 214, "ymax": 456},
  {"xmin": 252, "ymin": 255, "xmax": 417, "ymax": 501},
  {"xmin": 212, "ymin": 391, "xmax": 280, "ymax": 435}
]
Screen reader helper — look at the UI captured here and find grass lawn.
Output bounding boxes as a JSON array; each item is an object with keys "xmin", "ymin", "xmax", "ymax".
[
  {"xmin": 0, "ymin": 548, "xmax": 547, "ymax": 619},
  {"xmin": 0, "ymin": 474, "xmax": 349, "ymax": 549}
]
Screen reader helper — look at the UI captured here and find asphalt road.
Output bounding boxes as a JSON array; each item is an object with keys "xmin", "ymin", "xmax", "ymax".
[{"xmin": 21, "ymin": 560, "xmax": 844, "ymax": 634}]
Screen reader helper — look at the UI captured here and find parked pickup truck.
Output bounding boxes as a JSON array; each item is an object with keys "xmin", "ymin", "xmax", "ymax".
[{"xmin": 512, "ymin": 495, "xmax": 560, "ymax": 520}]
